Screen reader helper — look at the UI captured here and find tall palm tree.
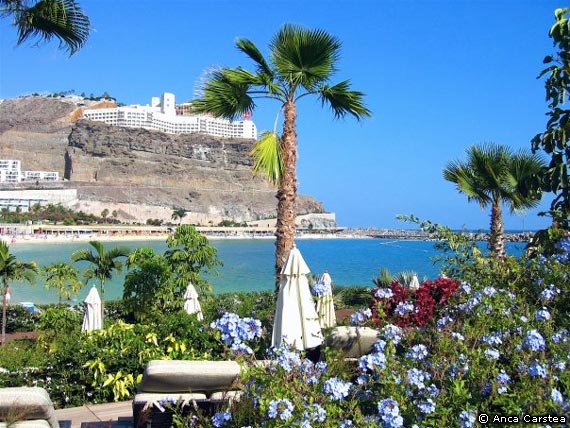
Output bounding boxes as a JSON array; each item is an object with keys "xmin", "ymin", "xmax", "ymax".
[
  {"xmin": 71, "ymin": 241, "xmax": 129, "ymax": 325},
  {"xmin": 192, "ymin": 24, "xmax": 371, "ymax": 289},
  {"xmin": 1, "ymin": 0, "xmax": 89, "ymax": 55},
  {"xmin": 443, "ymin": 143, "xmax": 545, "ymax": 259},
  {"xmin": 0, "ymin": 240, "xmax": 37, "ymax": 344}
]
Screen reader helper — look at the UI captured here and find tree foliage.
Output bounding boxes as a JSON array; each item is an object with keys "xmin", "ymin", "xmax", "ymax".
[
  {"xmin": 532, "ymin": 7, "xmax": 570, "ymax": 229},
  {"xmin": 442, "ymin": 143, "xmax": 545, "ymax": 259},
  {"xmin": 192, "ymin": 24, "xmax": 370, "ymax": 287},
  {"xmin": 0, "ymin": 0, "xmax": 90, "ymax": 55},
  {"xmin": 0, "ymin": 240, "xmax": 37, "ymax": 344},
  {"xmin": 71, "ymin": 241, "xmax": 130, "ymax": 326},
  {"xmin": 41, "ymin": 262, "xmax": 82, "ymax": 304}
]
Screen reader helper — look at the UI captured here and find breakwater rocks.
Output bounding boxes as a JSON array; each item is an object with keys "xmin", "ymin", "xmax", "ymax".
[{"xmin": 339, "ymin": 228, "xmax": 534, "ymax": 243}]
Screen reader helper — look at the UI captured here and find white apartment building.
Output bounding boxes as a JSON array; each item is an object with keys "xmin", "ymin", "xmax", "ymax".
[
  {"xmin": 82, "ymin": 92, "xmax": 258, "ymax": 139},
  {"xmin": 0, "ymin": 160, "xmax": 59, "ymax": 183}
]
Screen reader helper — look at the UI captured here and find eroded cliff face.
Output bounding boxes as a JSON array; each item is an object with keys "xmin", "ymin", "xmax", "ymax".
[{"xmin": 0, "ymin": 96, "xmax": 327, "ymax": 223}]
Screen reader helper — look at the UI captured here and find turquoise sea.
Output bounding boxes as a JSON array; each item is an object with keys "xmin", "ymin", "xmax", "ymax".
[{"xmin": 10, "ymin": 238, "xmax": 526, "ymax": 305}]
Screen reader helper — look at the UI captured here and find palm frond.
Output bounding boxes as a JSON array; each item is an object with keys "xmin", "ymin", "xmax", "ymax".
[
  {"xmin": 271, "ymin": 24, "xmax": 341, "ymax": 91},
  {"xmin": 192, "ymin": 68, "xmax": 256, "ymax": 120},
  {"xmin": 317, "ymin": 80, "xmax": 372, "ymax": 120},
  {"xmin": 12, "ymin": 0, "xmax": 89, "ymax": 55},
  {"xmin": 249, "ymin": 131, "xmax": 283, "ymax": 186},
  {"xmin": 235, "ymin": 37, "xmax": 273, "ymax": 77}
]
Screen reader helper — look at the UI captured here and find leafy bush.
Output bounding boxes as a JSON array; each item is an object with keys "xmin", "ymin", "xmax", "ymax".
[
  {"xmin": 370, "ymin": 277, "xmax": 459, "ymax": 327},
  {"xmin": 5, "ymin": 305, "xmax": 40, "ymax": 332}
]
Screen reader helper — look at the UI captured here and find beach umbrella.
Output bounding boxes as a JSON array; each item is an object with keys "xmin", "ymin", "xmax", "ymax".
[
  {"xmin": 183, "ymin": 282, "xmax": 203, "ymax": 321},
  {"xmin": 82, "ymin": 285, "xmax": 102, "ymax": 331},
  {"xmin": 409, "ymin": 274, "xmax": 420, "ymax": 291},
  {"xmin": 272, "ymin": 245, "xmax": 323, "ymax": 351},
  {"xmin": 315, "ymin": 271, "xmax": 337, "ymax": 329}
]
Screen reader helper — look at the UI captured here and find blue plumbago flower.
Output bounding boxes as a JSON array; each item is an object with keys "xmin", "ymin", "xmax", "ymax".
[
  {"xmin": 267, "ymin": 399, "xmax": 294, "ymax": 421},
  {"xmin": 394, "ymin": 301, "xmax": 415, "ymax": 316},
  {"xmin": 315, "ymin": 361, "xmax": 328, "ymax": 373},
  {"xmin": 551, "ymin": 388, "xmax": 564, "ymax": 405},
  {"xmin": 375, "ymin": 288, "xmax": 394, "ymax": 299},
  {"xmin": 416, "ymin": 398, "xmax": 436, "ymax": 414},
  {"xmin": 484, "ymin": 348, "xmax": 500, "ymax": 361},
  {"xmin": 553, "ymin": 360, "xmax": 566, "ymax": 372},
  {"xmin": 323, "ymin": 377, "xmax": 352, "ymax": 401},
  {"xmin": 350, "ymin": 308, "xmax": 372, "ymax": 326},
  {"xmin": 359, "ymin": 351, "xmax": 387, "ymax": 372},
  {"xmin": 230, "ymin": 341, "xmax": 253, "ymax": 355},
  {"xmin": 535, "ymin": 307, "xmax": 551, "ymax": 322},
  {"xmin": 528, "ymin": 361, "xmax": 548, "ymax": 378},
  {"xmin": 436, "ymin": 315, "xmax": 453, "ymax": 330},
  {"xmin": 497, "ymin": 369, "xmax": 510, "ymax": 385},
  {"xmin": 553, "ymin": 237, "xmax": 570, "ymax": 263},
  {"xmin": 523, "ymin": 329, "xmax": 546, "ymax": 352},
  {"xmin": 339, "ymin": 419, "xmax": 353, "ymax": 427},
  {"xmin": 483, "ymin": 286, "xmax": 497, "ymax": 297},
  {"xmin": 458, "ymin": 410, "xmax": 476, "ymax": 428},
  {"xmin": 552, "ymin": 329, "xmax": 569, "ymax": 344},
  {"xmin": 382, "ymin": 324, "xmax": 403, "ymax": 344},
  {"xmin": 460, "ymin": 281, "xmax": 471, "ymax": 295},
  {"xmin": 373, "ymin": 339, "xmax": 387, "ymax": 353},
  {"xmin": 427, "ymin": 384, "xmax": 440, "ymax": 398},
  {"xmin": 452, "ymin": 332, "xmax": 465, "ymax": 341},
  {"xmin": 540, "ymin": 284, "xmax": 560, "ymax": 302},
  {"xmin": 407, "ymin": 368, "xmax": 430, "ymax": 390},
  {"xmin": 211, "ymin": 312, "xmax": 262, "ymax": 352},
  {"xmin": 519, "ymin": 315, "xmax": 529, "ymax": 323},
  {"xmin": 311, "ymin": 279, "xmax": 329, "ymax": 297},
  {"xmin": 482, "ymin": 332, "xmax": 503, "ymax": 346},
  {"xmin": 406, "ymin": 344, "xmax": 428, "ymax": 361},
  {"xmin": 481, "ymin": 382, "xmax": 492, "ymax": 397},
  {"xmin": 304, "ymin": 404, "xmax": 326, "ymax": 423},
  {"xmin": 377, "ymin": 398, "xmax": 404, "ymax": 428},
  {"xmin": 274, "ymin": 347, "xmax": 302, "ymax": 372},
  {"xmin": 158, "ymin": 397, "xmax": 177, "ymax": 407},
  {"xmin": 211, "ymin": 411, "xmax": 231, "ymax": 428}
]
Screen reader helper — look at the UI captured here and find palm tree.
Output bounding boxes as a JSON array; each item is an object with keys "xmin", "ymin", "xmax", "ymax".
[
  {"xmin": 0, "ymin": 0, "xmax": 90, "ymax": 55},
  {"xmin": 443, "ymin": 143, "xmax": 545, "ymax": 259},
  {"xmin": 71, "ymin": 241, "xmax": 129, "ymax": 325},
  {"xmin": 171, "ymin": 207, "xmax": 187, "ymax": 226},
  {"xmin": 192, "ymin": 24, "xmax": 371, "ymax": 289},
  {"xmin": 41, "ymin": 262, "xmax": 81, "ymax": 304},
  {"xmin": 0, "ymin": 240, "xmax": 37, "ymax": 344}
]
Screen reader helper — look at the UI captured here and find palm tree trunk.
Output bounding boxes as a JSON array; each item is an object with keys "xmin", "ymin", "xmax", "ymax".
[
  {"xmin": 1, "ymin": 279, "xmax": 7, "ymax": 345},
  {"xmin": 274, "ymin": 100, "xmax": 298, "ymax": 291},
  {"xmin": 100, "ymin": 278, "xmax": 105, "ymax": 328},
  {"xmin": 489, "ymin": 201, "xmax": 506, "ymax": 259}
]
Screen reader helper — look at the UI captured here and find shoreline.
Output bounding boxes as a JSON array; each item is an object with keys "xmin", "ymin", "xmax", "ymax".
[{"xmin": 2, "ymin": 226, "xmax": 536, "ymax": 247}]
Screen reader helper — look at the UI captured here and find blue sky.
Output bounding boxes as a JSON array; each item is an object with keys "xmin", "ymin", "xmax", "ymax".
[{"xmin": 0, "ymin": 1, "xmax": 563, "ymax": 231}]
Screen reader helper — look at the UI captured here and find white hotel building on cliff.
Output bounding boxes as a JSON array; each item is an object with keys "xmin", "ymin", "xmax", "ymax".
[{"xmin": 82, "ymin": 92, "xmax": 258, "ymax": 139}]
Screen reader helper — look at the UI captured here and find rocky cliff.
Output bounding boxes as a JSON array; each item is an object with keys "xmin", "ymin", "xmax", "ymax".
[{"xmin": 0, "ymin": 96, "xmax": 329, "ymax": 225}]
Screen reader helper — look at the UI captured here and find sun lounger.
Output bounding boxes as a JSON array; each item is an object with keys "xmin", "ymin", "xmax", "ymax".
[
  {"xmin": 0, "ymin": 387, "xmax": 59, "ymax": 428},
  {"xmin": 133, "ymin": 360, "xmax": 243, "ymax": 428},
  {"xmin": 325, "ymin": 326, "xmax": 380, "ymax": 358}
]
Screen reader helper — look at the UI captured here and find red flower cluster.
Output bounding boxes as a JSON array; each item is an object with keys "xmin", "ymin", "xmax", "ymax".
[{"xmin": 370, "ymin": 277, "xmax": 459, "ymax": 328}]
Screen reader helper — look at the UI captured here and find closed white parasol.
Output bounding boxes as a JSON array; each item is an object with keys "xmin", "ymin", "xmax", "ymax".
[
  {"xmin": 82, "ymin": 285, "xmax": 102, "ymax": 331},
  {"xmin": 315, "ymin": 271, "xmax": 337, "ymax": 329},
  {"xmin": 183, "ymin": 282, "xmax": 203, "ymax": 321},
  {"xmin": 272, "ymin": 245, "xmax": 323, "ymax": 351}
]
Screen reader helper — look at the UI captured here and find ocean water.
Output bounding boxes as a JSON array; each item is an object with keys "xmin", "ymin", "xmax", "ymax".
[{"xmin": 9, "ymin": 238, "xmax": 526, "ymax": 305}]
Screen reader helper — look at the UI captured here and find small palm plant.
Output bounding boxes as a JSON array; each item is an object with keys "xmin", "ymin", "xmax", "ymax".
[
  {"xmin": 0, "ymin": 240, "xmax": 37, "ymax": 344},
  {"xmin": 71, "ymin": 241, "xmax": 129, "ymax": 326}
]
